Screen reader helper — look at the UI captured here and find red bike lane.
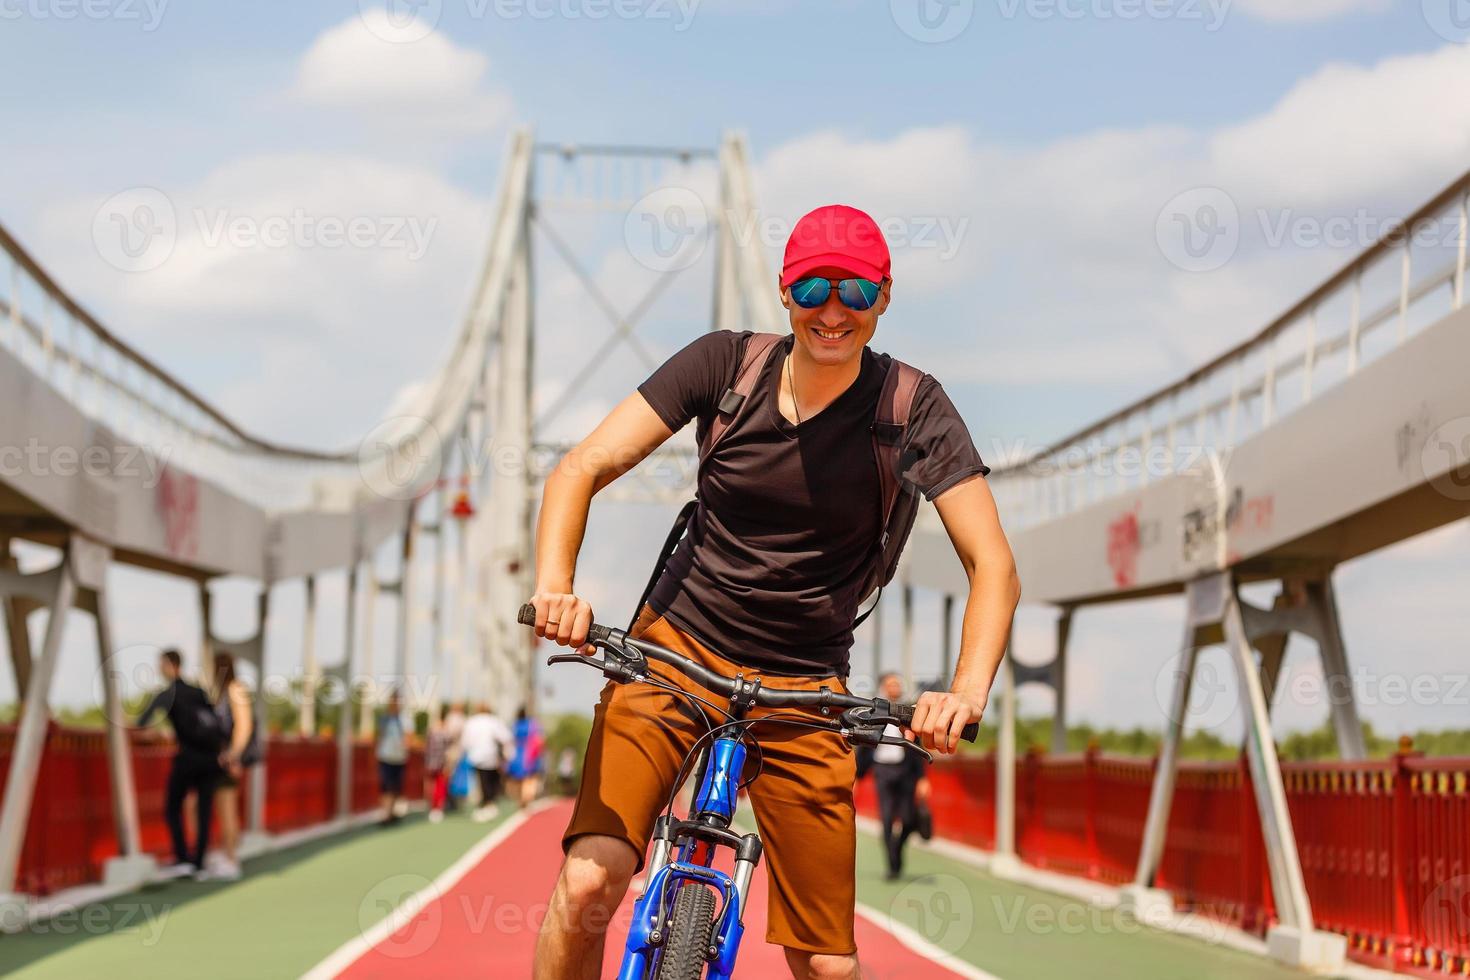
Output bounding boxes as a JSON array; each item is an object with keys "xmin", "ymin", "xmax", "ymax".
[{"xmin": 334, "ymin": 799, "xmax": 972, "ymax": 978}]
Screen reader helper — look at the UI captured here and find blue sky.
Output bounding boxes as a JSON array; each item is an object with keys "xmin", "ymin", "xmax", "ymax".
[{"xmin": 3, "ymin": 0, "xmax": 1469, "ymax": 741}]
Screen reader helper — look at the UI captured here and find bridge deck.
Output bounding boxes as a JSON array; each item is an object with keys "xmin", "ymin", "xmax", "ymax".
[{"xmin": 1, "ymin": 799, "xmax": 1329, "ymax": 979}]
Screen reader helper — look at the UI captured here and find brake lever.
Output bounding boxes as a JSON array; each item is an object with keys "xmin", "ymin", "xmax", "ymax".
[{"xmin": 545, "ymin": 640, "xmax": 647, "ymax": 684}]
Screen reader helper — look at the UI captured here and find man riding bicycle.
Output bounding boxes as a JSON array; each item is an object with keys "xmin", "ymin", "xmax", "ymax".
[{"xmin": 528, "ymin": 204, "xmax": 1020, "ymax": 979}]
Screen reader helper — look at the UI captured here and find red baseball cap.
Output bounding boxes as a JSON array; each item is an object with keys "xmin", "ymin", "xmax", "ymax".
[{"xmin": 780, "ymin": 204, "xmax": 891, "ymax": 288}]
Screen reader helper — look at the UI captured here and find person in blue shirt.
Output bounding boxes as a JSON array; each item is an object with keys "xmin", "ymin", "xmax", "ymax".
[{"xmin": 506, "ymin": 707, "xmax": 546, "ymax": 809}]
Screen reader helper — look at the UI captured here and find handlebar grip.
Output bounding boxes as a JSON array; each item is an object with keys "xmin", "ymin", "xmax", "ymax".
[
  {"xmin": 890, "ymin": 700, "xmax": 981, "ymax": 744},
  {"xmin": 516, "ymin": 603, "xmax": 613, "ymax": 645}
]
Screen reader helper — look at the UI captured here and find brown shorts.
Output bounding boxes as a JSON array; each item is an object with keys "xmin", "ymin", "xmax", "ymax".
[{"xmin": 563, "ymin": 604, "xmax": 858, "ymax": 956}]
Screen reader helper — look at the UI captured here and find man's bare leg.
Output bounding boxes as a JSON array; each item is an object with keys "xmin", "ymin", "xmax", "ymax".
[
  {"xmin": 784, "ymin": 947, "xmax": 861, "ymax": 979},
  {"xmin": 533, "ymin": 834, "xmax": 638, "ymax": 979}
]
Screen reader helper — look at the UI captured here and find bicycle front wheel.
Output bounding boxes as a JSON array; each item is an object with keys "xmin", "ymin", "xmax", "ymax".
[{"xmin": 653, "ymin": 883, "xmax": 717, "ymax": 980}]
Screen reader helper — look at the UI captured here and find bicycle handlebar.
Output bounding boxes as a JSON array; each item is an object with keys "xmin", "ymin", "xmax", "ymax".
[{"xmin": 516, "ymin": 603, "xmax": 979, "ymax": 744}]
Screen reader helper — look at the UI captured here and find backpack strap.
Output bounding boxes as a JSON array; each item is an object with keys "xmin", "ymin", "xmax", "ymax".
[
  {"xmin": 870, "ymin": 356, "xmax": 923, "ymax": 550},
  {"xmin": 853, "ymin": 356, "xmax": 923, "ymax": 628},
  {"xmin": 627, "ymin": 331, "xmax": 786, "ymax": 631},
  {"xmin": 702, "ymin": 332, "xmax": 785, "ymax": 462}
]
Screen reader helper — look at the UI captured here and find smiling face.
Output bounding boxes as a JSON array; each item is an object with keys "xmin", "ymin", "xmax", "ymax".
[{"xmin": 779, "ymin": 265, "xmax": 891, "ymax": 368}]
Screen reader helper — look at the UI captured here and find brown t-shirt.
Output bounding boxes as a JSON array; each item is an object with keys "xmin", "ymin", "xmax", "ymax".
[{"xmin": 636, "ymin": 330, "xmax": 989, "ymax": 677}]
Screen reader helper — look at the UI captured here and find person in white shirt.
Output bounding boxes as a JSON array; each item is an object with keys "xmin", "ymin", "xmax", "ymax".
[{"xmin": 460, "ymin": 703, "xmax": 514, "ymax": 822}]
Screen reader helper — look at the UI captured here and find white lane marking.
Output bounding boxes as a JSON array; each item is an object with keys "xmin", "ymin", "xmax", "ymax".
[
  {"xmin": 302, "ymin": 800, "xmax": 557, "ymax": 980},
  {"xmin": 854, "ymin": 901, "xmax": 1006, "ymax": 980}
]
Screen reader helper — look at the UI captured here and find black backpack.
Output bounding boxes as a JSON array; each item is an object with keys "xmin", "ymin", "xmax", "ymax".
[
  {"xmin": 629, "ymin": 331, "xmax": 924, "ymax": 632},
  {"xmin": 173, "ymin": 684, "xmax": 226, "ymax": 753}
]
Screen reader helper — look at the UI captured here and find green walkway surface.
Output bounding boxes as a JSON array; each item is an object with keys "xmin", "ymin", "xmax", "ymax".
[
  {"xmin": 2, "ymin": 806, "xmax": 1335, "ymax": 979},
  {"xmin": 2, "ymin": 807, "xmax": 513, "ymax": 980},
  {"xmin": 853, "ymin": 830, "xmax": 1328, "ymax": 980}
]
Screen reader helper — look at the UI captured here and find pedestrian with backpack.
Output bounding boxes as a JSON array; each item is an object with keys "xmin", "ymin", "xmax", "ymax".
[
  {"xmin": 133, "ymin": 648, "xmax": 224, "ymax": 878},
  {"xmin": 529, "ymin": 204, "xmax": 1020, "ymax": 978}
]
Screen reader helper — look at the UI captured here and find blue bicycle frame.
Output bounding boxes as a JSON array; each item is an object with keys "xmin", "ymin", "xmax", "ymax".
[
  {"xmin": 617, "ymin": 735, "xmax": 762, "ymax": 980},
  {"xmin": 515, "ymin": 600, "xmax": 965, "ymax": 980}
]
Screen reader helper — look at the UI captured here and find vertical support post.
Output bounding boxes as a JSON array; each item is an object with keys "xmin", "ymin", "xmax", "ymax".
[
  {"xmin": 393, "ymin": 514, "xmax": 417, "ymax": 708},
  {"xmin": 300, "ymin": 575, "xmax": 318, "ymax": 736},
  {"xmin": 337, "ymin": 565, "xmax": 359, "ymax": 820},
  {"xmin": 1051, "ymin": 608, "xmax": 1072, "ymax": 754},
  {"xmin": 900, "ymin": 582, "xmax": 914, "ymax": 694},
  {"xmin": 1222, "ymin": 583, "xmax": 1315, "ymax": 933},
  {"xmin": 1, "ymin": 540, "xmax": 32, "ymax": 698},
  {"xmin": 1307, "ymin": 576, "xmax": 1367, "ymax": 760},
  {"xmin": 359, "ymin": 569, "xmax": 379, "ymax": 739},
  {"xmin": 429, "ymin": 480, "xmax": 448, "ymax": 717},
  {"xmin": 1131, "ymin": 629, "xmax": 1197, "ymax": 891},
  {"xmin": 0, "ymin": 558, "xmax": 74, "ymax": 909},
  {"xmin": 246, "ymin": 587, "xmax": 270, "ymax": 838},
  {"xmin": 992, "ymin": 645, "xmax": 1018, "ymax": 873},
  {"xmin": 93, "ymin": 574, "xmax": 142, "ymax": 862},
  {"xmin": 1256, "ymin": 631, "xmax": 1290, "ymax": 708},
  {"xmin": 197, "ymin": 580, "xmax": 215, "ymax": 683},
  {"xmin": 486, "ymin": 169, "xmax": 535, "ymax": 718}
]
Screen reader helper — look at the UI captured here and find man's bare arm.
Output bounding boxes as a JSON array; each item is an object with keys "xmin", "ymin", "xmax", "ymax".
[
  {"xmin": 907, "ymin": 473, "xmax": 1021, "ymax": 754},
  {"xmin": 528, "ymin": 392, "xmax": 674, "ymax": 651}
]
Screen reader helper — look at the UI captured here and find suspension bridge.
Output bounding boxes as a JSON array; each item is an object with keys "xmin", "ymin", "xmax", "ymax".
[{"xmin": 0, "ymin": 128, "xmax": 1467, "ymax": 978}]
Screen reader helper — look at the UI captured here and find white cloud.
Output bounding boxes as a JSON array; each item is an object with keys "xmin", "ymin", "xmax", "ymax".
[
  {"xmin": 293, "ymin": 13, "xmax": 511, "ymax": 135},
  {"xmin": 41, "ymin": 152, "xmax": 491, "ymax": 446},
  {"xmin": 754, "ymin": 43, "xmax": 1470, "ymax": 396},
  {"xmin": 1233, "ymin": 0, "xmax": 1391, "ymax": 22},
  {"xmin": 1211, "ymin": 44, "xmax": 1470, "ymax": 206}
]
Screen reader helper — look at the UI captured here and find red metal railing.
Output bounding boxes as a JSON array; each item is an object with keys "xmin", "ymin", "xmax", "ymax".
[
  {"xmin": 857, "ymin": 743, "xmax": 1470, "ymax": 977},
  {"xmin": 0, "ymin": 722, "xmax": 424, "ymax": 896}
]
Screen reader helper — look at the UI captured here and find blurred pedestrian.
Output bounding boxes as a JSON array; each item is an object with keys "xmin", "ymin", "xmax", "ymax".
[
  {"xmin": 133, "ymin": 648, "xmax": 222, "ymax": 878},
  {"xmin": 442, "ymin": 700, "xmax": 468, "ymax": 812},
  {"xmin": 855, "ymin": 672, "xmax": 931, "ymax": 881},
  {"xmin": 506, "ymin": 706, "xmax": 545, "ymax": 809},
  {"xmin": 202, "ymin": 652, "xmax": 257, "ymax": 881},
  {"xmin": 460, "ymin": 701, "xmax": 512, "ymax": 822},
  {"xmin": 425, "ymin": 703, "xmax": 454, "ymax": 823},
  {"xmin": 555, "ymin": 747, "xmax": 576, "ymax": 796},
  {"xmin": 376, "ymin": 689, "xmax": 409, "ymax": 826}
]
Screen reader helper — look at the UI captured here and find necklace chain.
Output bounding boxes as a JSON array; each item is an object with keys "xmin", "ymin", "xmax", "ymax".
[{"xmin": 786, "ymin": 353, "xmax": 802, "ymax": 426}]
